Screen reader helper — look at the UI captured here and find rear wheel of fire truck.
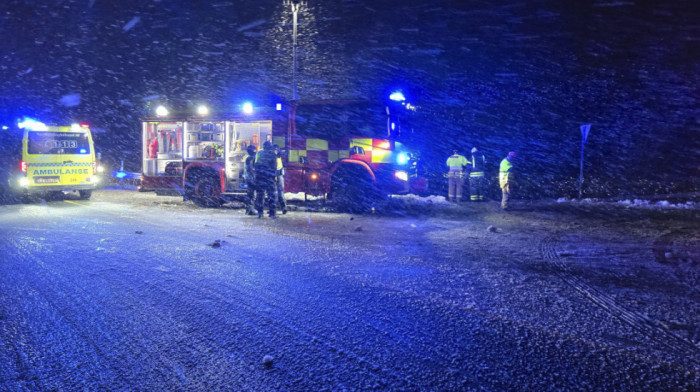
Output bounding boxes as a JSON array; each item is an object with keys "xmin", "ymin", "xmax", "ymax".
[
  {"xmin": 79, "ymin": 190, "xmax": 92, "ymax": 200},
  {"xmin": 193, "ymin": 177, "xmax": 223, "ymax": 208},
  {"xmin": 330, "ymin": 166, "xmax": 381, "ymax": 213}
]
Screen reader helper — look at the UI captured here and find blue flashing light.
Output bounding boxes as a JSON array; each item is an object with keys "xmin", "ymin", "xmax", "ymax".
[
  {"xmin": 79, "ymin": 148, "xmax": 87, "ymax": 154},
  {"xmin": 389, "ymin": 91, "xmax": 406, "ymax": 102},
  {"xmin": 397, "ymin": 152, "xmax": 409, "ymax": 165},
  {"xmin": 242, "ymin": 102, "xmax": 254, "ymax": 114},
  {"xmin": 115, "ymin": 171, "xmax": 127, "ymax": 179},
  {"xmin": 18, "ymin": 117, "xmax": 48, "ymax": 131}
]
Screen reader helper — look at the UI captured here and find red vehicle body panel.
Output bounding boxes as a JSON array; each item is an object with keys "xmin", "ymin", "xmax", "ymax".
[{"xmin": 140, "ymin": 101, "xmax": 427, "ymax": 200}]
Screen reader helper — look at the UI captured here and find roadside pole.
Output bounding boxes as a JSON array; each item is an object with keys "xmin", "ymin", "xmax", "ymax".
[{"xmin": 579, "ymin": 124, "xmax": 591, "ymax": 199}]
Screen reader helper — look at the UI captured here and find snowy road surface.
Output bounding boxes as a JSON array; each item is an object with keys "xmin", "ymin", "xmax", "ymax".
[{"xmin": 1, "ymin": 189, "xmax": 698, "ymax": 391}]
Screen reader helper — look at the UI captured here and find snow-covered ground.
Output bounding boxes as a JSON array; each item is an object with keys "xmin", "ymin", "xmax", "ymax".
[{"xmin": 0, "ymin": 188, "xmax": 697, "ymax": 390}]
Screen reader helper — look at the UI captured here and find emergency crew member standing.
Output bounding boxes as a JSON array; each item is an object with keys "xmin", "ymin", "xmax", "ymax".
[
  {"xmin": 254, "ymin": 141, "xmax": 278, "ymax": 218},
  {"xmin": 273, "ymin": 144, "xmax": 288, "ymax": 214},
  {"xmin": 243, "ymin": 145, "xmax": 257, "ymax": 215},
  {"xmin": 499, "ymin": 151, "xmax": 516, "ymax": 210},
  {"xmin": 446, "ymin": 149, "xmax": 468, "ymax": 202},
  {"xmin": 469, "ymin": 147, "xmax": 486, "ymax": 201}
]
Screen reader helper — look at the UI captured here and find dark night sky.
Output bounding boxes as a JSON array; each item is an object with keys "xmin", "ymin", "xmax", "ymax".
[{"xmin": 1, "ymin": 0, "xmax": 698, "ymax": 198}]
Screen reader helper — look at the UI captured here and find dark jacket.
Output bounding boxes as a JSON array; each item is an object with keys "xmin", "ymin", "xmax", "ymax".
[{"xmin": 254, "ymin": 148, "xmax": 277, "ymax": 178}]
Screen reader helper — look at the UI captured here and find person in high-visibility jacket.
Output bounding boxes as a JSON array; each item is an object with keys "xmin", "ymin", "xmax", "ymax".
[
  {"xmin": 446, "ymin": 149, "xmax": 468, "ymax": 202},
  {"xmin": 499, "ymin": 151, "xmax": 516, "ymax": 209},
  {"xmin": 273, "ymin": 144, "xmax": 287, "ymax": 214},
  {"xmin": 469, "ymin": 147, "xmax": 486, "ymax": 201}
]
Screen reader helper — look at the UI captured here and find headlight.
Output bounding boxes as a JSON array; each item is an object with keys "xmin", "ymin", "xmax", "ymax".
[
  {"xmin": 394, "ymin": 170, "xmax": 408, "ymax": 182},
  {"xmin": 397, "ymin": 152, "xmax": 409, "ymax": 165},
  {"xmin": 19, "ymin": 178, "xmax": 29, "ymax": 187}
]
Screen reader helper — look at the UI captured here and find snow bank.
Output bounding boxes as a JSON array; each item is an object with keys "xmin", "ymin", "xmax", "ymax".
[
  {"xmin": 389, "ymin": 194, "xmax": 451, "ymax": 205},
  {"xmin": 556, "ymin": 197, "xmax": 696, "ymax": 209}
]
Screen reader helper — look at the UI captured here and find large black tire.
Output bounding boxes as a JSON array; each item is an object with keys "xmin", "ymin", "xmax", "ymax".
[
  {"xmin": 330, "ymin": 166, "xmax": 382, "ymax": 213},
  {"xmin": 79, "ymin": 190, "xmax": 92, "ymax": 200},
  {"xmin": 193, "ymin": 177, "xmax": 222, "ymax": 208}
]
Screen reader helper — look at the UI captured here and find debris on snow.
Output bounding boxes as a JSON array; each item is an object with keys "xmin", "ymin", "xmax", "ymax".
[
  {"xmin": 135, "ymin": 231, "xmax": 143, "ymax": 234},
  {"xmin": 208, "ymin": 240, "xmax": 222, "ymax": 248},
  {"xmin": 262, "ymin": 355, "xmax": 274, "ymax": 367},
  {"xmin": 354, "ymin": 226, "xmax": 363, "ymax": 232},
  {"xmin": 487, "ymin": 225, "xmax": 499, "ymax": 233}
]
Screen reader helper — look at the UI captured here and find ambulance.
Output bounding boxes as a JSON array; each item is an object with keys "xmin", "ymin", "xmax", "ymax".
[{"xmin": 9, "ymin": 119, "xmax": 100, "ymax": 201}]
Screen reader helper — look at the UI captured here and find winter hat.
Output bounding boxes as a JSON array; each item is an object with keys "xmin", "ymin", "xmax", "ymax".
[
  {"xmin": 508, "ymin": 151, "xmax": 516, "ymax": 158},
  {"xmin": 471, "ymin": 147, "xmax": 477, "ymax": 153}
]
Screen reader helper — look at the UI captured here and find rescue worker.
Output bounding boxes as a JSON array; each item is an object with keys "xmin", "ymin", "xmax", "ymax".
[
  {"xmin": 243, "ymin": 145, "xmax": 257, "ymax": 215},
  {"xmin": 254, "ymin": 140, "xmax": 278, "ymax": 218},
  {"xmin": 273, "ymin": 144, "xmax": 288, "ymax": 214},
  {"xmin": 499, "ymin": 151, "xmax": 516, "ymax": 210},
  {"xmin": 446, "ymin": 149, "xmax": 468, "ymax": 202},
  {"xmin": 469, "ymin": 147, "xmax": 486, "ymax": 201}
]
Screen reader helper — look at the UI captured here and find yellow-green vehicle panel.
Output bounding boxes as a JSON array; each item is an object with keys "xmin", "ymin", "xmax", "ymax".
[{"xmin": 22, "ymin": 125, "xmax": 98, "ymax": 192}]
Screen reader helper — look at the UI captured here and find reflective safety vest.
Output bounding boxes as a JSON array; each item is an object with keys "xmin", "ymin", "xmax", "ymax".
[
  {"xmin": 446, "ymin": 154, "xmax": 468, "ymax": 172},
  {"xmin": 276, "ymin": 156, "xmax": 285, "ymax": 176},
  {"xmin": 470, "ymin": 152, "xmax": 486, "ymax": 177},
  {"xmin": 499, "ymin": 157, "xmax": 513, "ymax": 188}
]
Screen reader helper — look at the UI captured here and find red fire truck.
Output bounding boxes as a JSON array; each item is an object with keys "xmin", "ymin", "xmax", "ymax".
[{"xmin": 139, "ymin": 100, "xmax": 427, "ymax": 210}]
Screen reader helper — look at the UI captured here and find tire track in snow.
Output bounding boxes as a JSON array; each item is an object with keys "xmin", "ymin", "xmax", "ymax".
[
  {"xmin": 0, "ymin": 233, "xmax": 126, "ymax": 390},
  {"xmin": 19, "ymin": 200, "xmax": 399, "ymax": 389},
  {"xmin": 0, "ymin": 232, "xmax": 199, "ymax": 391},
  {"xmin": 539, "ymin": 233, "xmax": 700, "ymax": 365}
]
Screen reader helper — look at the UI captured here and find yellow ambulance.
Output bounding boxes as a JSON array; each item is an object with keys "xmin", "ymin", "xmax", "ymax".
[{"xmin": 12, "ymin": 120, "xmax": 99, "ymax": 200}]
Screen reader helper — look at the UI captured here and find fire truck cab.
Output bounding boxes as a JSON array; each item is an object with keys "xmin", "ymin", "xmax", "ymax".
[{"xmin": 139, "ymin": 100, "xmax": 427, "ymax": 210}]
